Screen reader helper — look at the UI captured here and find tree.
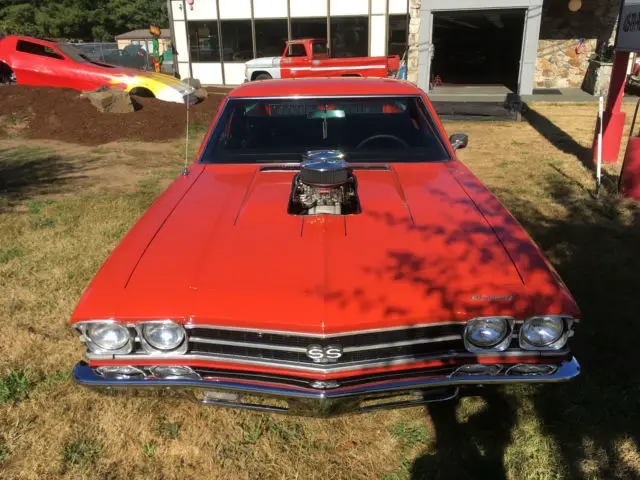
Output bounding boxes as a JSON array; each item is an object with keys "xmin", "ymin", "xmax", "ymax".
[{"xmin": 0, "ymin": 0, "xmax": 167, "ymax": 41}]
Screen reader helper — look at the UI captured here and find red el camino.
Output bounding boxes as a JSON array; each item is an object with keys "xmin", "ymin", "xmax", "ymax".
[{"xmin": 70, "ymin": 78, "xmax": 580, "ymax": 416}]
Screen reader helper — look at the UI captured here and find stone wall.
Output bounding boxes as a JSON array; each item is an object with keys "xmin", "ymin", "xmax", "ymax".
[
  {"xmin": 407, "ymin": 0, "xmax": 420, "ymax": 84},
  {"xmin": 535, "ymin": 0, "xmax": 620, "ymax": 89}
]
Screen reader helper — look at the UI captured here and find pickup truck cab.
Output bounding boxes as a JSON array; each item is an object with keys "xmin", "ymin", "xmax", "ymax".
[{"xmin": 244, "ymin": 38, "xmax": 400, "ymax": 82}]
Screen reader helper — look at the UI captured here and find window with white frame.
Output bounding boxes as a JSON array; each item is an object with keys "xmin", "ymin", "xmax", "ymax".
[
  {"xmin": 331, "ymin": 16, "xmax": 368, "ymax": 58},
  {"xmin": 188, "ymin": 21, "xmax": 220, "ymax": 62},
  {"xmin": 388, "ymin": 14, "xmax": 408, "ymax": 57},
  {"xmin": 220, "ymin": 20, "xmax": 253, "ymax": 62},
  {"xmin": 255, "ymin": 19, "xmax": 288, "ymax": 57}
]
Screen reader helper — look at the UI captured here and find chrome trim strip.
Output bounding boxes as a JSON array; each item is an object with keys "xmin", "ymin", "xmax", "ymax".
[
  {"xmin": 227, "ymin": 94, "xmax": 424, "ymax": 101},
  {"xmin": 189, "ymin": 337, "xmax": 308, "ymax": 353},
  {"xmin": 84, "ymin": 349, "xmax": 569, "ymax": 374},
  {"xmin": 342, "ymin": 335, "xmax": 462, "ymax": 353}
]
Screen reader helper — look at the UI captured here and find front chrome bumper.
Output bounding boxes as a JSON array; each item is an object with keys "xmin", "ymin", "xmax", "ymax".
[{"xmin": 73, "ymin": 358, "xmax": 580, "ymax": 416}]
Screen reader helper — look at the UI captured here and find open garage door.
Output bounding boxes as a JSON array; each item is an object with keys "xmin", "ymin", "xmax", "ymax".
[{"xmin": 431, "ymin": 9, "xmax": 525, "ymax": 92}]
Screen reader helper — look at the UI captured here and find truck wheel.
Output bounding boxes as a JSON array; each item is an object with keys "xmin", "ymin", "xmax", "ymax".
[{"xmin": 255, "ymin": 73, "xmax": 272, "ymax": 81}]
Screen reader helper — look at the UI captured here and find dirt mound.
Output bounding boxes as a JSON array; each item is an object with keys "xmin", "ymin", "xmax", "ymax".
[{"xmin": 0, "ymin": 85, "xmax": 225, "ymax": 145}]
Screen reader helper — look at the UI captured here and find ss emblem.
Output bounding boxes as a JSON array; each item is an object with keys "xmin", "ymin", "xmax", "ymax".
[{"xmin": 306, "ymin": 344, "xmax": 343, "ymax": 363}]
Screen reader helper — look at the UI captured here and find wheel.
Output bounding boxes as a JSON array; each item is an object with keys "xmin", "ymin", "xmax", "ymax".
[
  {"xmin": 129, "ymin": 87, "xmax": 154, "ymax": 98},
  {"xmin": 254, "ymin": 73, "xmax": 272, "ymax": 81},
  {"xmin": 0, "ymin": 63, "xmax": 15, "ymax": 85}
]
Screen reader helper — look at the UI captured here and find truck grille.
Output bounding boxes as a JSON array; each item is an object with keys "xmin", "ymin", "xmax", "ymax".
[{"xmin": 185, "ymin": 324, "xmax": 522, "ymax": 369}]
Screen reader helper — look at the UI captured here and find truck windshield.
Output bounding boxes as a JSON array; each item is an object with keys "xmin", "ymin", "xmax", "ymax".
[{"xmin": 199, "ymin": 96, "xmax": 451, "ymax": 164}]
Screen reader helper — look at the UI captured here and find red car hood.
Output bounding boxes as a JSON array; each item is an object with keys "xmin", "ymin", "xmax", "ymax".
[{"xmin": 117, "ymin": 163, "xmax": 537, "ymax": 333}]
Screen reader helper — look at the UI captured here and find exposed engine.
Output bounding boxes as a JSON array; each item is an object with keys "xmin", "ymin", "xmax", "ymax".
[{"xmin": 288, "ymin": 151, "xmax": 361, "ymax": 216}]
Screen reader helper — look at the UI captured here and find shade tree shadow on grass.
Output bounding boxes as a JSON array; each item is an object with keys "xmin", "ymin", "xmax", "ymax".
[
  {"xmin": 306, "ymin": 159, "xmax": 640, "ymax": 476},
  {"xmin": 0, "ymin": 147, "xmax": 91, "ymax": 205}
]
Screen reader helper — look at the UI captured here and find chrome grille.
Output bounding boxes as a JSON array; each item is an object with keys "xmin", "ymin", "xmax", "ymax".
[{"xmin": 184, "ymin": 324, "xmax": 523, "ymax": 367}]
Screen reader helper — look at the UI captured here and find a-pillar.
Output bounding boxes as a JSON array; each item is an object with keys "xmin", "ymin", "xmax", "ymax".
[{"xmin": 592, "ymin": 51, "xmax": 630, "ymax": 164}]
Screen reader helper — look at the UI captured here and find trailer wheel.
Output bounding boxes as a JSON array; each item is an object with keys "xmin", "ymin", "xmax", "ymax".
[
  {"xmin": 254, "ymin": 72, "xmax": 272, "ymax": 81},
  {"xmin": 0, "ymin": 63, "xmax": 15, "ymax": 85}
]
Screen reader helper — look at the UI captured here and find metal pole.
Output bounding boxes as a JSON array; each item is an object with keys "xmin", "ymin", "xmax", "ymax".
[
  {"xmin": 215, "ymin": 0, "xmax": 225, "ymax": 85},
  {"xmin": 182, "ymin": 0, "xmax": 193, "ymax": 78},
  {"xmin": 167, "ymin": 0, "xmax": 179, "ymax": 77},
  {"xmin": 597, "ymin": 92, "xmax": 604, "ymax": 195},
  {"xmin": 250, "ymin": 0, "xmax": 257, "ymax": 58}
]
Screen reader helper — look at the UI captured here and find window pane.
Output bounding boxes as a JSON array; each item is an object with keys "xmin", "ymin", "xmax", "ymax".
[
  {"xmin": 188, "ymin": 21, "xmax": 220, "ymax": 62},
  {"xmin": 16, "ymin": 40, "xmax": 64, "ymax": 60},
  {"xmin": 255, "ymin": 19, "xmax": 288, "ymax": 57},
  {"xmin": 330, "ymin": 16, "xmax": 368, "ymax": 58},
  {"xmin": 291, "ymin": 18, "xmax": 327, "ymax": 41},
  {"xmin": 286, "ymin": 43, "xmax": 307, "ymax": 57},
  {"xmin": 388, "ymin": 15, "xmax": 408, "ymax": 57},
  {"xmin": 220, "ymin": 20, "xmax": 253, "ymax": 62}
]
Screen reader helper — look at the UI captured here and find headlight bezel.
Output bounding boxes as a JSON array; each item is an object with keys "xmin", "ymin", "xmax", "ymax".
[
  {"xmin": 136, "ymin": 320, "xmax": 188, "ymax": 354},
  {"xmin": 464, "ymin": 316, "xmax": 515, "ymax": 352},
  {"xmin": 76, "ymin": 320, "xmax": 134, "ymax": 355},
  {"xmin": 519, "ymin": 315, "xmax": 574, "ymax": 351}
]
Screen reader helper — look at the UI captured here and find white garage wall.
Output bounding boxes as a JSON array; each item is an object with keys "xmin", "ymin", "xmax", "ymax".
[
  {"xmin": 253, "ymin": 0, "xmax": 288, "ymax": 18},
  {"xmin": 372, "ymin": 0, "xmax": 386, "ymax": 15},
  {"xmin": 224, "ymin": 63, "xmax": 246, "ymax": 85},
  {"xmin": 219, "ymin": 0, "xmax": 251, "ymax": 19},
  {"xmin": 186, "ymin": 0, "xmax": 218, "ymax": 20},
  {"xmin": 192, "ymin": 63, "xmax": 224, "ymax": 84},
  {"xmin": 173, "ymin": 19, "xmax": 189, "ymax": 65},
  {"xmin": 178, "ymin": 62, "xmax": 191, "ymax": 80},
  {"xmin": 290, "ymin": 0, "xmax": 327, "ymax": 18},
  {"xmin": 389, "ymin": 0, "xmax": 408, "ymax": 14},
  {"xmin": 171, "ymin": 0, "xmax": 185, "ymax": 21},
  {"xmin": 370, "ymin": 15, "xmax": 386, "ymax": 56},
  {"xmin": 330, "ymin": 0, "xmax": 368, "ymax": 16}
]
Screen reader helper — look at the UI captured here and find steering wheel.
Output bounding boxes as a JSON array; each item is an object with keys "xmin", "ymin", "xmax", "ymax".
[{"xmin": 356, "ymin": 134, "xmax": 409, "ymax": 149}]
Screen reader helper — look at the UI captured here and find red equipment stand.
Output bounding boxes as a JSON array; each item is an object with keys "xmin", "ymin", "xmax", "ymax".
[
  {"xmin": 620, "ymin": 98, "xmax": 640, "ymax": 199},
  {"xmin": 592, "ymin": 51, "xmax": 630, "ymax": 165}
]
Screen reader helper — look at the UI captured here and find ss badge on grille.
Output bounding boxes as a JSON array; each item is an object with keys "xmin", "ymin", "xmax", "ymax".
[{"xmin": 306, "ymin": 344, "xmax": 343, "ymax": 363}]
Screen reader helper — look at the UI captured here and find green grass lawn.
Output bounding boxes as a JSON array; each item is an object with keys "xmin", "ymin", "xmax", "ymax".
[{"xmin": 1, "ymin": 103, "xmax": 640, "ymax": 479}]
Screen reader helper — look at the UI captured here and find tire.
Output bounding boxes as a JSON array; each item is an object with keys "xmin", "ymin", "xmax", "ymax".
[
  {"xmin": 0, "ymin": 63, "xmax": 15, "ymax": 85},
  {"xmin": 254, "ymin": 73, "xmax": 272, "ymax": 81}
]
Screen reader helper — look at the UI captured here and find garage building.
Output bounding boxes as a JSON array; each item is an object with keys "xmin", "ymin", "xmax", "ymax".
[{"xmin": 169, "ymin": 0, "xmax": 621, "ymax": 95}]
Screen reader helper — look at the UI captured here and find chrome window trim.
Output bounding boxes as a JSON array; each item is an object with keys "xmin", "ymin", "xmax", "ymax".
[
  {"xmin": 84, "ymin": 349, "xmax": 570, "ymax": 374},
  {"xmin": 196, "ymin": 93, "xmax": 452, "ymax": 165}
]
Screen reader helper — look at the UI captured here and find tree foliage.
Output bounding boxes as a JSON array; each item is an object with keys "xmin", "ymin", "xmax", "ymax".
[{"xmin": 0, "ymin": 0, "xmax": 168, "ymax": 41}]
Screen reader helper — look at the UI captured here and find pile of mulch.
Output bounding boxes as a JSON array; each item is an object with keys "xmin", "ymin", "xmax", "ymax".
[{"xmin": 0, "ymin": 85, "xmax": 227, "ymax": 145}]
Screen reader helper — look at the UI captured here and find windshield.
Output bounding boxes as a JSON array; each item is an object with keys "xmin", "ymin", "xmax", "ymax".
[{"xmin": 199, "ymin": 96, "xmax": 450, "ymax": 164}]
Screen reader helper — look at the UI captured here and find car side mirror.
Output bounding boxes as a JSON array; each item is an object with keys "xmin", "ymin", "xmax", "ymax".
[{"xmin": 450, "ymin": 133, "xmax": 468, "ymax": 151}]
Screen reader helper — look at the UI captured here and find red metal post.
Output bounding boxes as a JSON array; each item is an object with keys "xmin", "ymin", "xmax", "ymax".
[{"xmin": 592, "ymin": 51, "xmax": 630, "ymax": 164}]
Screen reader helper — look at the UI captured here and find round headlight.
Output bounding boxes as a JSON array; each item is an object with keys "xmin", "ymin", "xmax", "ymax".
[
  {"xmin": 86, "ymin": 323, "xmax": 130, "ymax": 351},
  {"xmin": 141, "ymin": 322, "xmax": 185, "ymax": 351},
  {"xmin": 465, "ymin": 317, "xmax": 509, "ymax": 348},
  {"xmin": 521, "ymin": 317, "xmax": 564, "ymax": 347}
]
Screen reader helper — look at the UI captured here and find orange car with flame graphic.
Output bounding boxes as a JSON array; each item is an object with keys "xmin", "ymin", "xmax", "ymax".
[{"xmin": 0, "ymin": 35, "xmax": 197, "ymax": 104}]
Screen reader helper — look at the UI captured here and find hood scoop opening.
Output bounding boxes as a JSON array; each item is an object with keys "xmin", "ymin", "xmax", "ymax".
[{"xmin": 287, "ymin": 150, "xmax": 362, "ymax": 216}]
